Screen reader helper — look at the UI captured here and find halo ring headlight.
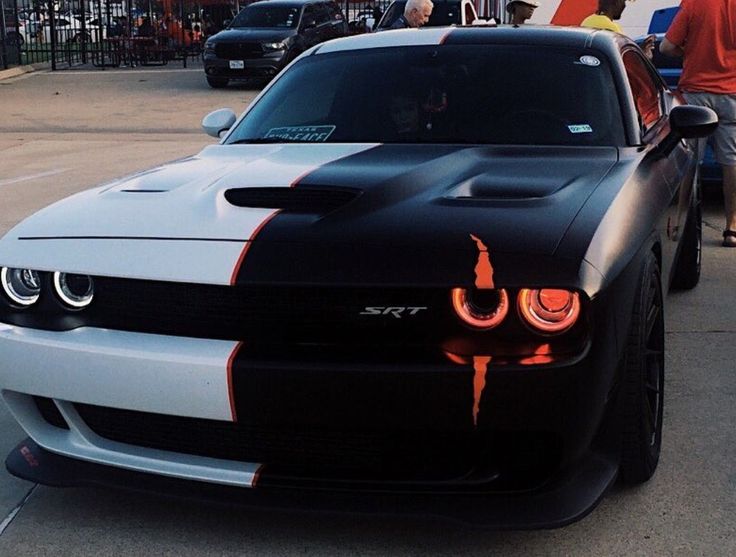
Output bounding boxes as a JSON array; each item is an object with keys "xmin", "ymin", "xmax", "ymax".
[
  {"xmin": 517, "ymin": 288, "xmax": 581, "ymax": 334},
  {"xmin": 451, "ymin": 287, "xmax": 509, "ymax": 330},
  {"xmin": 53, "ymin": 272, "xmax": 94, "ymax": 308},
  {"xmin": 1, "ymin": 267, "xmax": 41, "ymax": 307}
]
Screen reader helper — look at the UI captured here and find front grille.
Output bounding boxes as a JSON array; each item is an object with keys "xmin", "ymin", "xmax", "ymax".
[
  {"xmin": 34, "ymin": 396, "xmax": 69, "ymax": 429},
  {"xmin": 85, "ymin": 280, "xmax": 451, "ymax": 342},
  {"xmin": 215, "ymin": 42, "xmax": 263, "ymax": 60},
  {"xmin": 74, "ymin": 403, "xmax": 474, "ymax": 477}
]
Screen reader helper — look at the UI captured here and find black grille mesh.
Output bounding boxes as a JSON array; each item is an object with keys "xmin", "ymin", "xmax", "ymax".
[
  {"xmin": 74, "ymin": 403, "xmax": 472, "ymax": 476},
  {"xmin": 215, "ymin": 42, "xmax": 263, "ymax": 59}
]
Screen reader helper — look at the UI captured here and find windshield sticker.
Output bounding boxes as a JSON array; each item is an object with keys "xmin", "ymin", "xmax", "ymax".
[
  {"xmin": 578, "ymin": 55, "xmax": 601, "ymax": 67},
  {"xmin": 264, "ymin": 125, "xmax": 336, "ymax": 142},
  {"xmin": 568, "ymin": 124, "xmax": 593, "ymax": 134}
]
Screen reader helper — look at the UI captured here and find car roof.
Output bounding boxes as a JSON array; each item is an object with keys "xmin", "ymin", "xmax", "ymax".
[{"xmin": 313, "ymin": 24, "xmax": 631, "ymax": 56}]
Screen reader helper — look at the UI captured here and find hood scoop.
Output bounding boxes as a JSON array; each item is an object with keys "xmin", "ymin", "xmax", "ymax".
[{"xmin": 225, "ymin": 187, "xmax": 361, "ymax": 213}]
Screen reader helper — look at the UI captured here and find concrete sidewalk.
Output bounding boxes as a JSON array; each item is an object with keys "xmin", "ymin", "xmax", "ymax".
[{"xmin": 0, "ymin": 62, "xmax": 49, "ymax": 81}]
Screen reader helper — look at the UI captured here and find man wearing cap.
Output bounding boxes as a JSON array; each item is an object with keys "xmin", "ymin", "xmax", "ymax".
[
  {"xmin": 387, "ymin": 0, "xmax": 434, "ymax": 29},
  {"xmin": 506, "ymin": 0, "xmax": 539, "ymax": 26}
]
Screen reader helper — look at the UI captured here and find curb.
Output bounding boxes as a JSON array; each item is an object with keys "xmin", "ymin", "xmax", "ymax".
[{"xmin": 0, "ymin": 62, "xmax": 50, "ymax": 81}]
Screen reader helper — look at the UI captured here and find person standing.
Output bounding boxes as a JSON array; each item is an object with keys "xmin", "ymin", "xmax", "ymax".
[
  {"xmin": 506, "ymin": 0, "xmax": 539, "ymax": 26},
  {"xmin": 661, "ymin": 0, "xmax": 736, "ymax": 246},
  {"xmin": 580, "ymin": 0, "xmax": 654, "ymax": 58},
  {"xmin": 387, "ymin": 0, "xmax": 434, "ymax": 29}
]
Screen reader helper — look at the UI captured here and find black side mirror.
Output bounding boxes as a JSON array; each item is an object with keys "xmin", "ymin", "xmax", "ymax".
[
  {"xmin": 223, "ymin": 18, "xmax": 231, "ymax": 27},
  {"xmin": 669, "ymin": 105, "xmax": 719, "ymax": 138},
  {"xmin": 657, "ymin": 105, "xmax": 718, "ymax": 156}
]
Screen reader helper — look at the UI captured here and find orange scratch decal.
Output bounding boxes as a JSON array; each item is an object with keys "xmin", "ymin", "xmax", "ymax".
[
  {"xmin": 472, "ymin": 356, "xmax": 491, "ymax": 427},
  {"xmin": 469, "ymin": 234, "xmax": 495, "ymax": 289},
  {"xmin": 227, "ymin": 341, "xmax": 244, "ymax": 422},
  {"xmin": 519, "ymin": 343, "xmax": 553, "ymax": 366}
]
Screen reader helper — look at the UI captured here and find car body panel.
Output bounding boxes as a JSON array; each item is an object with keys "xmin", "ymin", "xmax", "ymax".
[{"xmin": 0, "ymin": 25, "xmax": 709, "ymax": 526}]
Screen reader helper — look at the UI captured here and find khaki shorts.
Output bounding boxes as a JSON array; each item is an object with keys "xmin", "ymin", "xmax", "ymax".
[{"xmin": 683, "ymin": 92, "xmax": 736, "ymax": 167}]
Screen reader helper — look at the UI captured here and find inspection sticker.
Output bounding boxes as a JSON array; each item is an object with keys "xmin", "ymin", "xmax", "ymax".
[
  {"xmin": 568, "ymin": 124, "xmax": 593, "ymax": 134},
  {"xmin": 264, "ymin": 125, "xmax": 336, "ymax": 142}
]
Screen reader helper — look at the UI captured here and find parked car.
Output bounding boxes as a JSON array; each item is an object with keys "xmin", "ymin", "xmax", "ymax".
[
  {"xmin": 634, "ymin": 7, "xmax": 722, "ymax": 185},
  {"xmin": 202, "ymin": 0, "xmax": 348, "ymax": 88},
  {"xmin": 374, "ymin": 0, "xmax": 479, "ymax": 30},
  {"xmin": 0, "ymin": 25, "xmax": 716, "ymax": 527}
]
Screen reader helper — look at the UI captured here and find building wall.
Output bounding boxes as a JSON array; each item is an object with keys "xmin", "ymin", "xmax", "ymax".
[{"xmin": 528, "ymin": 0, "xmax": 681, "ymax": 38}]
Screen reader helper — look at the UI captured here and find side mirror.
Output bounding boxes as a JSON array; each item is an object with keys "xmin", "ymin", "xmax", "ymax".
[
  {"xmin": 201, "ymin": 108, "xmax": 237, "ymax": 138},
  {"xmin": 669, "ymin": 105, "xmax": 718, "ymax": 139},
  {"xmin": 657, "ymin": 105, "xmax": 718, "ymax": 156},
  {"xmin": 223, "ymin": 18, "xmax": 231, "ymax": 28}
]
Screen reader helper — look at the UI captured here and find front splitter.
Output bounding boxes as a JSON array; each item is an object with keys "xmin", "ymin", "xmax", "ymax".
[{"xmin": 6, "ymin": 438, "xmax": 618, "ymax": 529}]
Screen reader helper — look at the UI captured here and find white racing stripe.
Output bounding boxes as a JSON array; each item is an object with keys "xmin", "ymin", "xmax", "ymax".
[
  {"xmin": 0, "ymin": 143, "xmax": 379, "ymax": 285},
  {"xmin": 0, "ymin": 169, "xmax": 69, "ymax": 187}
]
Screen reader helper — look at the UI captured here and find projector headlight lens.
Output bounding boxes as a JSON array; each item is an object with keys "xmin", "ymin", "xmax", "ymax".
[
  {"xmin": 1, "ymin": 267, "xmax": 41, "ymax": 306},
  {"xmin": 53, "ymin": 272, "xmax": 94, "ymax": 308}
]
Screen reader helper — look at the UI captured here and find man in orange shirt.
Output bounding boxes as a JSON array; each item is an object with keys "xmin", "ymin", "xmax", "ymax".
[{"xmin": 661, "ymin": 0, "xmax": 736, "ymax": 246}]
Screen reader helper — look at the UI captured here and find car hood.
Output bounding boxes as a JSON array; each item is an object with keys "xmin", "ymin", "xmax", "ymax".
[
  {"xmin": 211, "ymin": 28, "xmax": 296, "ymax": 42},
  {"xmin": 0, "ymin": 144, "xmax": 618, "ymax": 286}
]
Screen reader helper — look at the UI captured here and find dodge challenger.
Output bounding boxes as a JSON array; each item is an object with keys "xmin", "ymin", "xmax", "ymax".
[{"xmin": 0, "ymin": 26, "xmax": 717, "ymax": 527}]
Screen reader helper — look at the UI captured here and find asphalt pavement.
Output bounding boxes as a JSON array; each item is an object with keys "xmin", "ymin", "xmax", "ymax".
[{"xmin": 0, "ymin": 66, "xmax": 734, "ymax": 555}]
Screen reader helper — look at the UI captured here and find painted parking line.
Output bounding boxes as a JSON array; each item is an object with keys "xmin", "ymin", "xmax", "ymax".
[{"xmin": 0, "ymin": 169, "xmax": 69, "ymax": 187}]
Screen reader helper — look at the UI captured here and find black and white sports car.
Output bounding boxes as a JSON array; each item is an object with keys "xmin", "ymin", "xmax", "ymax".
[{"xmin": 0, "ymin": 26, "xmax": 717, "ymax": 527}]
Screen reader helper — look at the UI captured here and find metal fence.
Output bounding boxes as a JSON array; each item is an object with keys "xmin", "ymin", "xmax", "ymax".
[
  {"xmin": 1, "ymin": 0, "xmax": 242, "ymax": 70},
  {"xmin": 1, "ymin": 0, "xmax": 513, "ymax": 71}
]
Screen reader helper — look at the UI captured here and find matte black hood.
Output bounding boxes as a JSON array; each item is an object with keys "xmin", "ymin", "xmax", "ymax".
[{"xmin": 233, "ymin": 144, "xmax": 619, "ymax": 287}]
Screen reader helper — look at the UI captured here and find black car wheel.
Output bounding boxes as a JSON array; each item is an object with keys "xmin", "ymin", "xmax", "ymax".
[
  {"xmin": 206, "ymin": 76, "xmax": 229, "ymax": 89},
  {"xmin": 620, "ymin": 250, "xmax": 664, "ymax": 485},
  {"xmin": 671, "ymin": 180, "xmax": 702, "ymax": 290}
]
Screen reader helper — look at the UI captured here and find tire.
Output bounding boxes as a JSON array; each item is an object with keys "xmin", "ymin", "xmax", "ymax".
[
  {"xmin": 206, "ymin": 76, "xmax": 229, "ymax": 89},
  {"xmin": 671, "ymin": 184, "xmax": 702, "ymax": 290},
  {"xmin": 620, "ymin": 251, "xmax": 664, "ymax": 485}
]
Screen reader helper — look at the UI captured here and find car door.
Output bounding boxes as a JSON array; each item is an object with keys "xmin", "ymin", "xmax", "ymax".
[
  {"xmin": 622, "ymin": 47, "xmax": 692, "ymax": 283},
  {"xmin": 300, "ymin": 4, "xmax": 320, "ymax": 48}
]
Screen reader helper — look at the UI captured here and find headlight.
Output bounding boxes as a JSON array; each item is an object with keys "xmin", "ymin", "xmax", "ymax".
[
  {"xmin": 262, "ymin": 41, "xmax": 286, "ymax": 51},
  {"xmin": 517, "ymin": 288, "xmax": 580, "ymax": 334},
  {"xmin": 53, "ymin": 272, "xmax": 94, "ymax": 308},
  {"xmin": 1, "ymin": 267, "xmax": 41, "ymax": 306},
  {"xmin": 451, "ymin": 287, "xmax": 509, "ymax": 330}
]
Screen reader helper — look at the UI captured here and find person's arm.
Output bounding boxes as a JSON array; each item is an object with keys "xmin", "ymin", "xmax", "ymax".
[{"xmin": 660, "ymin": 38, "xmax": 683, "ymax": 58}]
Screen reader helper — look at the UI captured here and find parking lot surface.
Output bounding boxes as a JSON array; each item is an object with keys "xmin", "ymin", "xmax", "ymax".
[{"xmin": 0, "ymin": 67, "xmax": 735, "ymax": 555}]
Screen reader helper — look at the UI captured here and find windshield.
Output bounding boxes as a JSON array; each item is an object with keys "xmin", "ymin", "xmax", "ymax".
[
  {"xmin": 230, "ymin": 5, "xmax": 301, "ymax": 28},
  {"xmin": 227, "ymin": 45, "xmax": 625, "ymax": 146}
]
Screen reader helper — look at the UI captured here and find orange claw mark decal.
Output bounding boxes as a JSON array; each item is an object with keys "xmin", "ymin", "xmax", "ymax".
[
  {"xmin": 472, "ymin": 356, "xmax": 491, "ymax": 427},
  {"xmin": 519, "ymin": 343, "xmax": 554, "ymax": 366},
  {"xmin": 469, "ymin": 234, "xmax": 495, "ymax": 290}
]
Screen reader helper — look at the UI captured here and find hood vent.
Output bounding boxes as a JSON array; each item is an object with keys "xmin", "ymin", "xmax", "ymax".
[{"xmin": 225, "ymin": 187, "xmax": 361, "ymax": 213}]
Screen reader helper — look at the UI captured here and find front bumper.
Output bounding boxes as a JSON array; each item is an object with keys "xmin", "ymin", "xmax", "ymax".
[
  {"xmin": 203, "ymin": 51, "xmax": 288, "ymax": 78},
  {"xmin": 7, "ymin": 438, "xmax": 617, "ymax": 529},
  {"xmin": 0, "ymin": 300, "xmax": 622, "ymax": 526}
]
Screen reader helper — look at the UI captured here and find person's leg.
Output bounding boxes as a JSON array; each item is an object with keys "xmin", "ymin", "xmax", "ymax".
[
  {"xmin": 710, "ymin": 94, "xmax": 736, "ymax": 244},
  {"xmin": 723, "ymin": 165, "xmax": 736, "ymax": 245}
]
